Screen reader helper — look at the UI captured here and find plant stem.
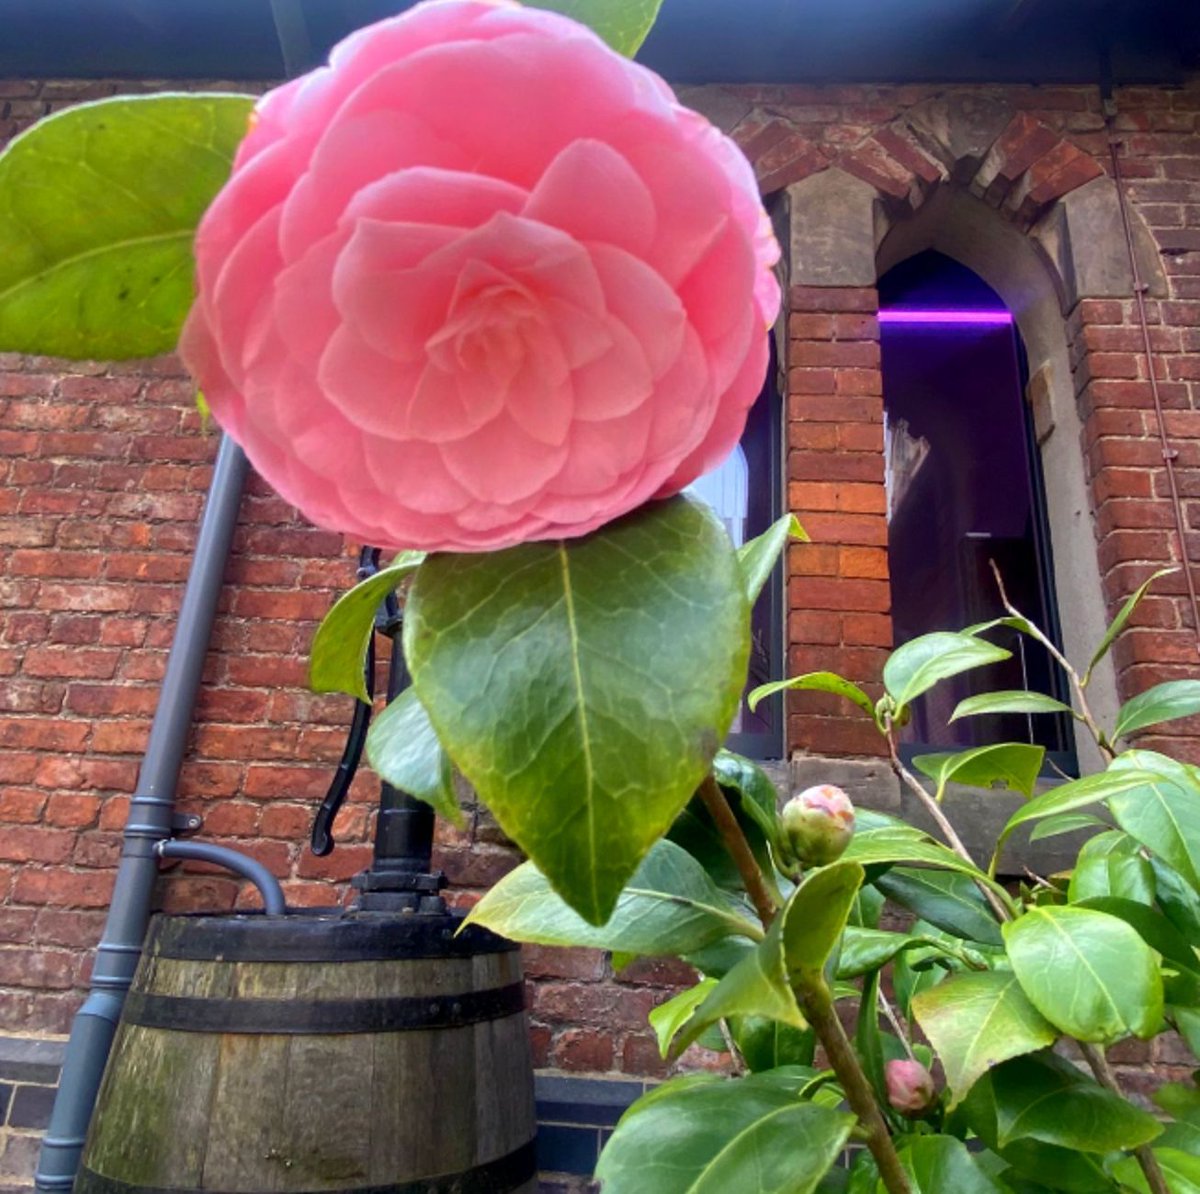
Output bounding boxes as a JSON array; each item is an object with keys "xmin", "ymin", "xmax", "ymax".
[
  {"xmin": 885, "ymin": 734, "xmax": 1013, "ymax": 923},
  {"xmin": 877, "ymin": 988, "xmax": 916, "ymax": 1062},
  {"xmin": 697, "ymin": 772, "xmax": 778, "ymax": 927},
  {"xmin": 1080, "ymin": 1043, "xmax": 1169, "ymax": 1194},
  {"xmin": 796, "ymin": 977, "xmax": 912, "ymax": 1194}
]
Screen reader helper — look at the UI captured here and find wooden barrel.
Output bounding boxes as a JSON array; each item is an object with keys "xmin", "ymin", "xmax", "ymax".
[{"xmin": 77, "ymin": 912, "xmax": 537, "ymax": 1194}]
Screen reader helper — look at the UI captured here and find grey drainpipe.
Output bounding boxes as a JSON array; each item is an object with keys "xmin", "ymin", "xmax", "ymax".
[{"xmin": 35, "ymin": 437, "xmax": 249, "ymax": 1193}]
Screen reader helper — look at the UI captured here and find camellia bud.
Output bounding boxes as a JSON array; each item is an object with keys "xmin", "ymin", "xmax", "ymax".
[
  {"xmin": 780, "ymin": 784, "xmax": 855, "ymax": 866},
  {"xmin": 885, "ymin": 1059, "xmax": 937, "ymax": 1118}
]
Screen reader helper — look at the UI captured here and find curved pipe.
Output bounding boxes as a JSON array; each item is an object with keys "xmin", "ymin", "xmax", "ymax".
[
  {"xmin": 35, "ymin": 437, "xmax": 249, "ymax": 1192},
  {"xmin": 156, "ymin": 840, "xmax": 287, "ymax": 916}
]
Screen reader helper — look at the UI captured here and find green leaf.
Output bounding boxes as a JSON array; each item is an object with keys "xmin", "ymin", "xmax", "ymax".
[
  {"xmin": 1028, "ymin": 813, "xmax": 1108, "ymax": 842},
  {"xmin": 783, "ymin": 861, "xmax": 866, "ymax": 984},
  {"xmin": 748, "ymin": 671, "xmax": 875, "ymax": 720},
  {"xmin": 893, "ymin": 941, "xmax": 947, "ymax": 1019},
  {"xmin": 737, "ymin": 513, "xmax": 808, "ymax": 605},
  {"xmin": 1155, "ymin": 1082, "xmax": 1200, "ymax": 1127},
  {"xmin": 310, "ymin": 552, "xmax": 425, "ymax": 701},
  {"xmin": 854, "ymin": 970, "xmax": 887, "ymax": 1111},
  {"xmin": 1113, "ymin": 1148, "xmax": 1200, "ymax": 1194},
  {"xmin": 463, "ymin": 839, "xmax": 762, "ymax": 955},
  {"xmin": 1171, "ymin": 1005, "xmax": 1200, "ymax": 1059},
  {"xmin": 406, "ymin": 496, "xmax": 750, "ymax": 924},
  {"xmin": 529, "ymin": 0, "xmax": 664, "ymax": 55},
  {"xmin": 874, "ymin": 868, "xmax": 1004, "ymax": 946},
  {"xmin": 883, "ymin": 632, "xmax": 1011, "ymax": 709},
  {"xmin": 1066, "ymin": 830, "xmax": 1155, "ymax": 905},
  {"xmin": 364, "ymin": 688, "xmax": 462, "ymax": 829},
  {"xmin": 649, "ymin": 980, "xmax": 718, "ymax": 1058},
  {"xmin": 896, "ymin": 1135, "xmax": 1006, "ymax": 1194},
  {"xmin": 0, "ymin": 93, "xmax": 254, "ymax": 359},
  {"xmin": 731, "ymin": 1017, "xmax": 815, "ymax": 1073},
  {"xmin": 970, "ymin": 1051, "xmax": 1163, "ymax": 1153},
  {"xmin": 992, "ymin": 767, "xmax": 1164, "ymax": 869},
  {"xmin": 950, "ymin": 690, "xmax": 1075, "ymax": 722},
  {"xmin": 1084, "ymin": 567, "xmax": 1177, "ymax": 685},
  {"xmin": 596, "ymin": 1071, "xmax": 855, "ymax": 1194},
  {"xmin": 1115, "ymin": 679, "xmax": 1200, "ymax": 739},
  {"xmin": 913, "ymin": 742, "xmax": 1045, "ymax": 799},
  {"xmin": 1108, "ymin": 751, "xmax": 1200, "ymax": 894},
  {"xmin": 912, "ymin": 971, "xmax": 1058, "ymax": 1108},
  {"xmin": 836, "ymin": 928, "xmax": 926, "ymax": 979},
  {"xmin": 1003, "ymin": 905, "xmax": 1164, "ymax": 1043},
  {"xmin": 1152, "ymin": 856, "xmax": 1200, "ymax": 942}
]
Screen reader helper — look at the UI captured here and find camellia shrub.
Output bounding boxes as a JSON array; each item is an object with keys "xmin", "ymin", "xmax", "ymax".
[{"xmin": 1, "ymin": 1, "xmax": 1197, "ymax": 1192}]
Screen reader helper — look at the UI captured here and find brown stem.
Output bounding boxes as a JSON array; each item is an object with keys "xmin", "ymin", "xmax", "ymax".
[
  {"xmin": 797, "ymin": 978, "xmax": 912, "ymax": 1194},
  {"xmin": 1080, "ymin": 1043, "xmax": 1169, "ymax": 1194},
  {"xmin": 886, "ymin": 734, "xmax": 1013, "ymax": 923},
  {"xmin": 697, "ymin": 773, "xmax": 778, "ymax": 927}
]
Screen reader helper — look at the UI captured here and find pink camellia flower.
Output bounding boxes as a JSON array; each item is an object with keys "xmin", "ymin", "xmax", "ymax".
[
  {"xmin": 181, "ymin": 0, "xmax": 780, "ymax": 551},
  {"xmin": 780, "ymin": 784, "xmax": 856, "ymax": 866},
  {"xmin": 885, "ymin": 1059, "xmax": 938, "ymax": 1118}
]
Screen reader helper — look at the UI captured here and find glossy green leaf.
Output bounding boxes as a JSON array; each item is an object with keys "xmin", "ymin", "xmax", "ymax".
[
  {"xmin": 875, "ymin": 868, "xmax": 1004, "ymax": 946},
  {"xmin": 1152, "ymin": 855, "xmax": 1200, "ymax": 942},
  {"xmin": 913, "ymin": 742, "xmax": 1045, "ymax": 799},
  {"xmin": 853, "ymin": 970, "xmax": 887, "ymax": 1111},
  {"xmin": 649, "ymin": 980, "xmax": 718, "ymax": 1058},
  {"xmin": 883, "ymin": 632, "xmax": 1011, "ymax": 709},
  {"xmin": 1003, "ymin": 905, "xmax": 1163, "ymax": 1043},
  {"xmin": 970, "ymin": 1050, "xmax": 1163, "ymax": 1153},
  {"xmin": 893, "ymin": 941, "xmax": 947, "ymax": 1018},
  {"xmin": 1155, "ymin": 1082, "xmax": 1200, "ymax": 1126},
  {"xmin": 731, "ymin": 1017, "xmax": 815, "ymax": 1073},
  {"xmin": 1112, "ymin": 1148, "xmax": 1200, "ymax": 1194},
  {"xmin": 1067, "ymin": 830, "xmax": 1155, "ymax": 904},
  {"xmin": 912, "ymin": 971, "xmax": 1058, "ymax": 1108},
  {"xmin": 530, "ymin": 0, "xmax": 664, "ymax": 55},
  {"xmin": 0, "ymin": 93, "xmax": 254, "ymax": 359},
  {"xmin": 310, "ymin": 552, "xmax": 425, "ymax": 701},
  {"xmin": 737, "ymin": 513, "xmax": 808, "ymax": 604},
  {"xmin": 464, "ymin": 839, "xmax": 761, "ymax": 955},
  {"xmin": 1108, "ymin": 751, "xmax": 1200, "ymax": 894},
  {"xmin": 1084, "ymin": 567, "xmax": 1177, "ymax": 685},
  {"xmin": 992, "ymin": 766, "xmax": 1164, "ymax": 869},
  {"xmin": 950, "ymin": 690, "xmax": 1075, "ymax": 722},
  {"xmin": 1115, "ymin": 679, "xmax": 1200, "ymax": 739},
  {"xmin": 783, "ymin": 861, "xmax": 866, "ymax": 983},
  {"xmin": 406, "ymin": 496, "xmax": 749, "ymax": 924},
  {"xmin": 596, "ymin": 1072, "xmax": 855, "ymax": 1194},
  {"xmin": 1171, "ymin": 1005, "xmax": 1200, "ymax": 1059},
  {"xmin": 836, "ymin": 928, "xmax": 925, "ymax": 979},
  {"xmin": 364, "ymin": 688, "xmax": 462, "ymax": 829},
  {"xmin": 895, "ymin": 1135, "xmax": 1006, "ymax": 1194},
  {"xmin": 748, "ymin": 671, "xmax": 875, "ymax": 720},
  {"xmin": 1028, "ymin": 813, "xmax": 1107, "ymax": 842}
]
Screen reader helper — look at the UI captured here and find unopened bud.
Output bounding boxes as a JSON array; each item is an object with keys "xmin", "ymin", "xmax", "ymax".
[
  {"xmin": 885, "ymin": 1059, "xmax": 937, "ymax": 1117},
  {"xmin": 780, "ymin": 784, "xmax": 855, "ymax": 866}
]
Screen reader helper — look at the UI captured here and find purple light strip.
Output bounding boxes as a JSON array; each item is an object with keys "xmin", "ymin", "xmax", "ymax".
[{"xmin": 878, "ymin": 309, "xmax": 1013, "ymax": 325}]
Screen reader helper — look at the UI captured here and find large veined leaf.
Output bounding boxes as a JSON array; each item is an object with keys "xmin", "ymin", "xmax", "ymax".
[
  {"xmin": 531, "ymin": 0, "xmax": 663, "ymax": 55},
  {"xmin": 835, "ymin": 927, "xmax": 929, "ymax": 979},
  {"xmin": 1114, "ymin": 679, "xmax": 1200, "ymax": 739},
  {"xmin": 1003, "ymin": 905, "xmax": 1163, "ymax": 1043},
  {"xmin": 874, "ymin": 868, "xmax": 1003, "ymax": 946},
  {"xmin": 1084, "ymin": 566, "xmax": 1176, "ymax": 685},
  {"xmin": 1028, "ymin": 812, "xmax": 1108, "ymax": 842},
  {"xmin": 950, "ymin": 690, "xmax": 1075, "ymax": 722},
  {"xmin": 310, "ymin": 552, "xmax": 425, "ymax": 701},
  {"xmin": 595, "ymin": 1072, "xmax": 855, "ymax": 1194},
  {"xmin": 463, "ymin": 839, "xmax": 761, "ymax": 955},
  {"xmin": 1113, "ymin": 1148, "xmax": 1200, "ymax": 1194},
  {"xmin": 895, "ymin": 1135, "xmax": 1006, "ymax": 1194},
  {"xmin": 912, "ymin": 971, "xmax": 1058, "ymax": 1108},
  {"xmin": 1108, "ymin": 751, "xmax": 1200, "ymax": 894},
  {"xmin": 783, "ymin": 861, "xmax": 866, "ymax": 983},
  {"xmin": 883, "ymin": 632, "xmax": 1010, "ymax": 710},
  {"xmin": 406, "ymin": 496, "xmax": 750, "ymax": 924},
  {"xmin": 749, "ymin": 671, "xmax": 876, "ymax": 721},
  {"xmin": 731, "ymin": 1017, "xmax": 816, "ymax": 1073},
  {"xmin": 0, "ymin": 93, "xmax": 254, "ymax": 359},
  {"xmin": 737, "ymin": 513, "xmax": 808, "ymax": 604},
  {"xmin": 364, "ymin": 688, "xmax": 462, "ymax": 829},
  {"xmin": 1066, "ymin": 830, "xmax": 1155, "ymax": 905},
  {"xmin": 913, "ymin": 742, "xmax": 1044, "ymax": 799}
]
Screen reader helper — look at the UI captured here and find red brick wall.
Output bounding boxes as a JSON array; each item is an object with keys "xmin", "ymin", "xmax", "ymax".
[{"xmin": 1, "ymin": 76, "xmax": 1199, "ymax": 1088}]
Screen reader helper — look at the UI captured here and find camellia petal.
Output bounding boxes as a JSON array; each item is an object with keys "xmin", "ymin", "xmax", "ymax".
[{"xmin": 180, "ymin": 0, "xmax": 780, "ymax": 553}]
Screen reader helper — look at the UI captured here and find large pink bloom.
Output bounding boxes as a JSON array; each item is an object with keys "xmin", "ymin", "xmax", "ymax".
[{"xmin": 181, "ymin": 0, "xmax": 780, "ymax": 551}]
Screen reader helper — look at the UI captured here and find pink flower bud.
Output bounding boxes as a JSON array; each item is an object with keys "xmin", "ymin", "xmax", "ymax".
[
  {"xmin": 780, "ymin": 784, "xmax": 855, "ymax": 866},
  {"xmin": 885, "ymin": 1059, "xmax": 937, "ymax": 1117}
]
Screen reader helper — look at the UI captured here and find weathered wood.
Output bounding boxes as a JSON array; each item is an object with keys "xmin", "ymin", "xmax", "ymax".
[{"xmin": 78, "ymin": 913, "xmax": 537, "ymax": 1193}]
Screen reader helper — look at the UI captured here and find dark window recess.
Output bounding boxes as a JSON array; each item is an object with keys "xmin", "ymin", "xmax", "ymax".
[
  {"xmin": 879, "ymin": 252, "xmax": 1076, "ymax": 775},
  {"xmin": 688, "ymin": 337, "xmax": 784, "ymax": 760}
]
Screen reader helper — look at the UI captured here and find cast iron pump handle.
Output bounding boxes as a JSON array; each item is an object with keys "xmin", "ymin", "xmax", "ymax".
[{"xmin": 309, "ymin": 547, "xmax": 399, "ymax": 856}]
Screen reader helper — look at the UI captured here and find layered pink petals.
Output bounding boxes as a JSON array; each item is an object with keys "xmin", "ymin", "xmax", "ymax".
[{"xmin": 182, "ymin": 0, "xmax": 780, "ymax": 552}]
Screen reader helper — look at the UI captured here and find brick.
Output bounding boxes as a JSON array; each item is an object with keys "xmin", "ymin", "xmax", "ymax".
[
  {"xmin": 838, "ymin": 143, "xmax": 913, "ymax": 201},
  {"xmin": 13, "ymin": 869, "xmax": 115, "ymax": 908},
  {"xmin": 988, "ymin": 112, "xmax": 1062, "ymax": 185},
  {"xmin": 788, "ymin": 576, "xmax": 891, "ymax": 613},
  {"xmin": 789, "ymin": 286, "xmax": 878, "ymax": 313},
  {"xmin": 553, "ymin": 1028, "xmax": 615, "ymax": 1073}
]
